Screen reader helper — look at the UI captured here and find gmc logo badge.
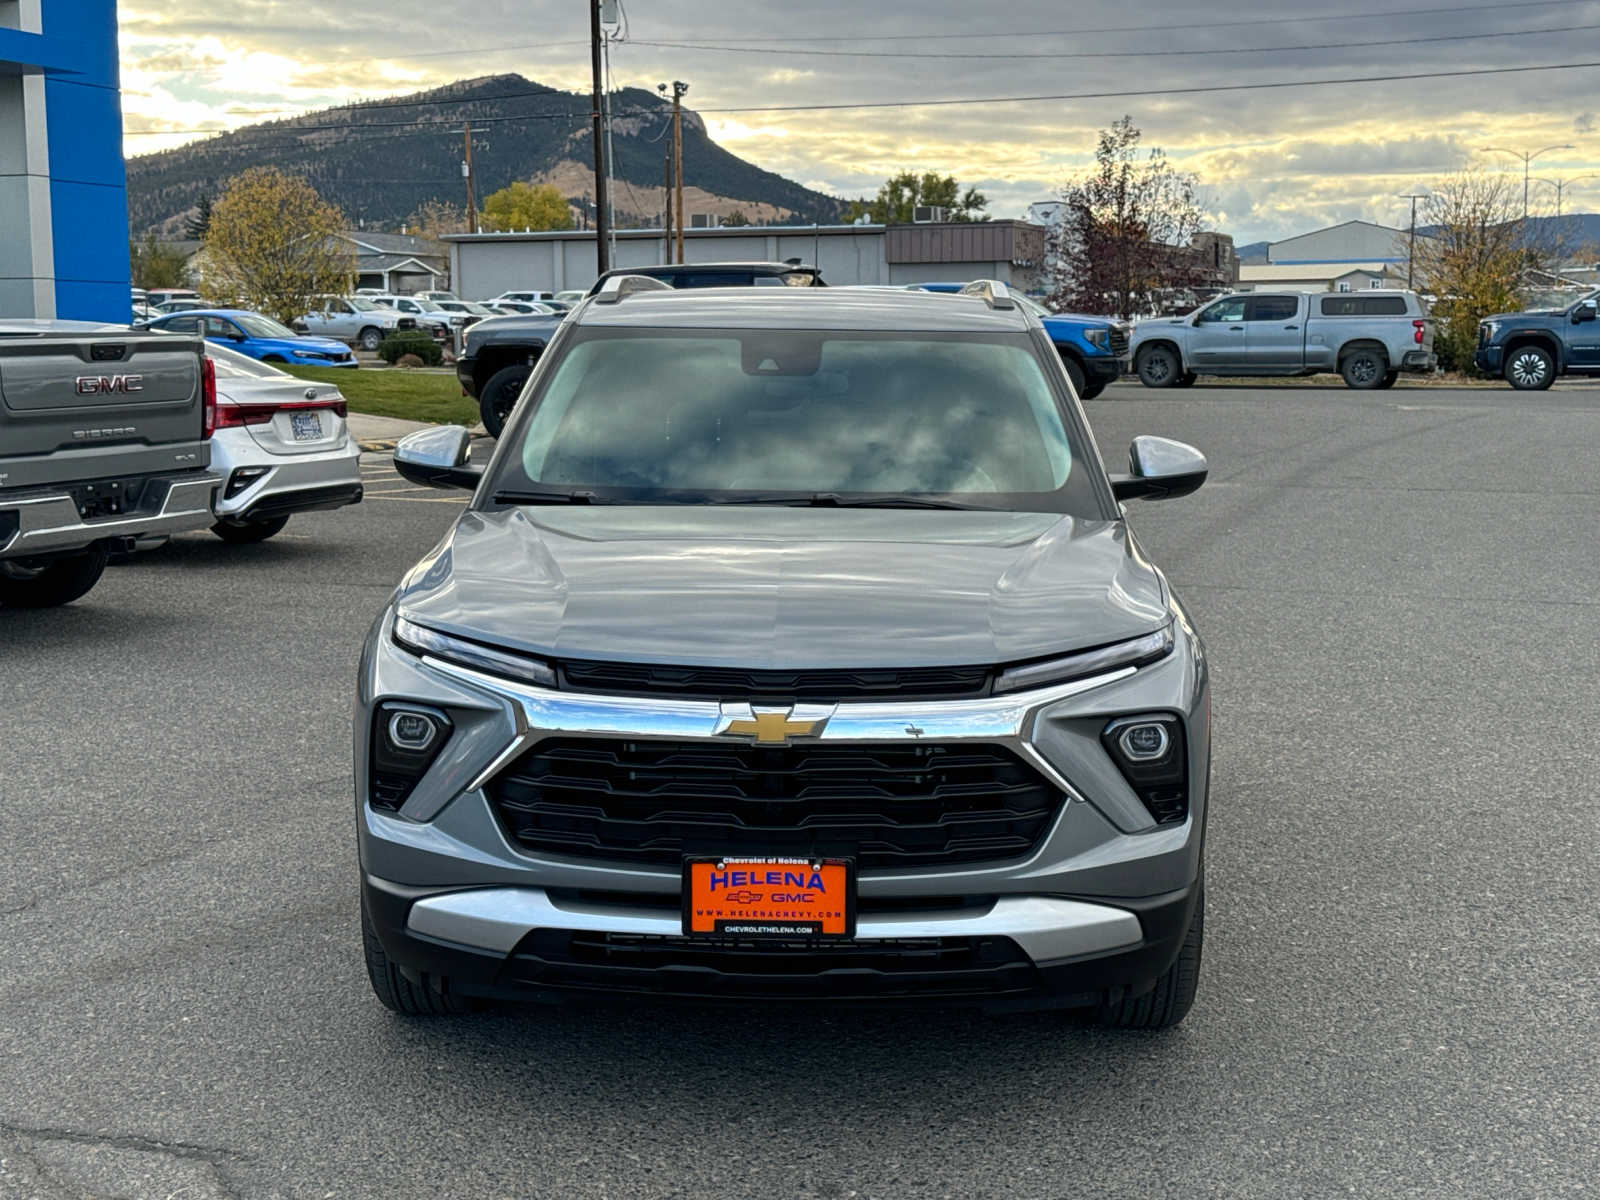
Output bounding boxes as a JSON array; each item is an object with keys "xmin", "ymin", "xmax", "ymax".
[{"xmin": 75, "ymin": 374, "xmax": 144, "ymax": 395}]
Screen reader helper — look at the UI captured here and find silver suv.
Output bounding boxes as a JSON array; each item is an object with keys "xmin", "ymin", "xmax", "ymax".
[{"xmin": 357, "ymin": 280, "xmax": 1212, "ymax": 1026}]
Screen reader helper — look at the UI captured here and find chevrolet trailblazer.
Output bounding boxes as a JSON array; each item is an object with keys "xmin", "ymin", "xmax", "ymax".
[{"xmin": 357, "ymin": 279, "xmax": 1212, "ymax": 1027}]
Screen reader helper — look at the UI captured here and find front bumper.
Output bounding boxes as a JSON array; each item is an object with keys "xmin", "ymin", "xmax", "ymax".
[
  {"xmin": 1474, "ymin": 346, "xmax": 1503, "ymax": 373},
  {"xmin": 212, "ymin": 432, "xmax": 363, "ymax": 520},
  {"xmin": 1, "ymin": 471, "xmax": 219, "ymax": 559},
  {"xmin": 1086, "ymin": 353, "xmax": 1129, "ymax": 381},
  {"xmin": 356, "ymin": 605, "xmax": 1210, "ymax": 1008},
  {"xmin": 455, "ymin": 354, "xmax": 479, "ymax": 397}
]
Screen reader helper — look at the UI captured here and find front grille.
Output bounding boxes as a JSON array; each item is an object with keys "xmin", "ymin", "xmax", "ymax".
[
  {"xmin": 1108, "ymin": 323, "xmax": 1130, "ymax": 356},
  {"xmin": 487, "ymin": 739, "xmax": 1063, "ymax": 869},
  {"xmin": 557, "ymin": 659, "xmax": 992, "ymax": 701},
  {"xmin": 503, "ymin": 930, "xmax": 1036, "ymax": 1000}
]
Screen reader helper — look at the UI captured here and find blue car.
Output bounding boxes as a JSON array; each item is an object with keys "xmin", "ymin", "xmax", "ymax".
[
  {"xmin": 907, "ymin": 283, "xmax": 1129, "ymax": 399},
  {"xmin": 143, "ymin": 309, "xmax": 358, "ymax": 368}
]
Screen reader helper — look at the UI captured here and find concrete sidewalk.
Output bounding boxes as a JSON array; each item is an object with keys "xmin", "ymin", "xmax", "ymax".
[{"xmin": 347, "ymin": 411, "xmax": 488, "ymax": 452}]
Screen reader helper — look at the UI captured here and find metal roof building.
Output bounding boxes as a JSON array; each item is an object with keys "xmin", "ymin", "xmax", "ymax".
[{"xmin": 442, "ymin": 221, "xmax": 1047, "ymax": 300}]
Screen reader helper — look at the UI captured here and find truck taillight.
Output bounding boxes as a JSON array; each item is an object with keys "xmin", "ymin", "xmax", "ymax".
[
  {"xmin": 1413, "ymin": 320, "xmax": 1426, "ymax": 345},
  {"xmin": 201, "ymin": 355, "xmax": 217, "ymax": 438}
]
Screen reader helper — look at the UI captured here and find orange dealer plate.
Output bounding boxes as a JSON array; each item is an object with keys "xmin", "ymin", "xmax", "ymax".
[{"xmin": 683, "ymin": 856, "xmax": 855, "ymax": 939}]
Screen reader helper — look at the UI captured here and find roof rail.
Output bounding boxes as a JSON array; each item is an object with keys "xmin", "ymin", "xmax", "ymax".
[
  {"xmin": 592, "ymin": 274, "xmax": 675, "ymax": 304},
  {"xmin": 957, "ymin": 279, "xmax": 1016, "ymax": 311}
]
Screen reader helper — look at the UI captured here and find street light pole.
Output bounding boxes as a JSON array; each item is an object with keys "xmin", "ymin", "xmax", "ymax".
[
  {"xmin": 1482, "ymin": 143, "xmax": 1575, "ymax": 221},
  {"xmin": 589, "ymin": 0, "xmax": 610, "ymax": 275},
  {"xmin": 1532, "ymin": 174, "xmax": 1599, "ymax": 218}
]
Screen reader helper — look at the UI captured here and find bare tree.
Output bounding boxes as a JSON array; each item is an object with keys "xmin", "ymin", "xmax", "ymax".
[
  {"xmin": 1046, "ymin": 117, "xmax": 1206, "ymax": 319},
  {"xmin": 1412, "ymin": 168, "xmax": 1531, "ymax": 372}
]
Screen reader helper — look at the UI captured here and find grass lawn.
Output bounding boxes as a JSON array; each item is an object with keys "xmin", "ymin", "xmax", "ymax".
[{"xmin": 283, "ymin": 365, "xmax": 479, "ymax": 425}]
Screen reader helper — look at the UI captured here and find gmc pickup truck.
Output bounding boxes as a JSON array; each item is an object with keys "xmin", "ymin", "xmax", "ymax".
[
  {"xmin": 1131, "ymin": 290, "xmax": 1436, "ymax": 389},
  {"xmin": 1, "ymin": 320, "xmax": 219, "ymax": 607},
  {"xmin": 1474, "ymin": 291, "xmax": 1600, "ymax": 389}
]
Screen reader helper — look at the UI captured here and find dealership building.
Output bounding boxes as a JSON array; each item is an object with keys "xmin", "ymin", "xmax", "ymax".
[
  {"xmin": 443, "ymin": 221, "xmax": 1050, "ymax": 299},
  {"xmin": 1, "ymin": 0, "xmax": 129, "ymax": 321}
]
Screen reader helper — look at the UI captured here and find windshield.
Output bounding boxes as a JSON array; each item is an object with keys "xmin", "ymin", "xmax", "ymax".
[
  {"xmin": 347, "ymin": 298, "xmax": 382, "ymax": 312},
  {"xmin": 1013, "ymin": 295, "xmax": 1053, "ymax": 318},
  {"xmin": 490, "ymin": 328, "xmax": 1102, "ymax": 513},
  {"xmin": 234, "ymin": 314, "xmax": 298, "ymax": 338}
]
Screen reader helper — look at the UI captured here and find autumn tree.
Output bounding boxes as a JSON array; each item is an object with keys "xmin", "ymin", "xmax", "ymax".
[
  {"xmin": 846, "ymin": 171, "xmax": 988, "ymax": 224},
  {"xmin": 1045, "ymin": 116, "xmax": 1207, "ymax": 319},
  {"xmin": 1412, "ymin": 168, "xmax": 1533, "ymax": 373},
  {"xmin": 129, "ymin": 234, "xmax": 190, "ymax": 290},
  {"xmin": 480, "ymin": 182, "xmax": 574, "ymax": 233},
  {"xmin": 204, "ymin": 168, "xmax": 353, "ymax": 323}
]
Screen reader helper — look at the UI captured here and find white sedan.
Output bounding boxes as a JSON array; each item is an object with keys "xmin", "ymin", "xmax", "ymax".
[{"xmin": 208, "ymin": 345, "xmax": 363, "ymax": 543}]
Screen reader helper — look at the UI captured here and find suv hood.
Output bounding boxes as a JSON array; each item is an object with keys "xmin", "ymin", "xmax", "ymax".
[{"xmin": 394, "ymin": 507, "xmax": 1168, "ymax": 670}]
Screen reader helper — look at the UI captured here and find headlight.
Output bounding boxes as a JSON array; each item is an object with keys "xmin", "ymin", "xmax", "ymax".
[
  {"xmin": 393, "ymin": 616, "xmax": 557, "ymax": 688},
  {"xmin": 1084, "ymin": 328, "xmax": 1110, "ymax": 349},
  {"xmin": 1482, "ymin": 320, "xmax": 1501, "ymax": 338},
  {"xmin": 291, "ymin": 349, "xmax": 317, "ymax": 357},
  {"xmin": 993, "ymin": 624, "xmax": 1173, "ymax": 694}
]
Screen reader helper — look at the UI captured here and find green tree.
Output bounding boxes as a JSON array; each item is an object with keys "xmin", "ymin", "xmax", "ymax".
[
  {"xmin": 204, "ymin": 167, "xmax": 354, "ymax": 324},
  {"xmin": 1412, "ymin": 168, "xmax": 1530, "ymax": 373},
  {"xmin": 722, "ymin": 209, "xmax": 753, "ymax": 227},
  {"xmin": 480, "ymin": 182, "xmax": 574, "ymax": 233},
  {"xmin": 129, "ymin": 233, "xmax": 190, "ymax": 290},
  {"xmin": 185, "ymin": 195, "xmax": 214, "ymax": 240},
  {"xmin": 846, "ymin": 171, "xmax": 988, "ymax": 224}
]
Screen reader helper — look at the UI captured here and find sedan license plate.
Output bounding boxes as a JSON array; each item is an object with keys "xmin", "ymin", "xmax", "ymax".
[
  {"xmin": 290, "ymin": 411, "xmax": 323, "ymax": 441},
  {"xmin": 683, "ymin": 856, "xmax": 854, "ymax": 938}
]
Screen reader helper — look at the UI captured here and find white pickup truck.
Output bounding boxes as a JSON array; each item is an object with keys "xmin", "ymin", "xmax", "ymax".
[
  {"xmin": 1131, "ymin": 290, "xmax": 1437, "ymax": 389},
  {"xmin": 1, "ymin": 320, "xmax": 219, "ymax": 607}
]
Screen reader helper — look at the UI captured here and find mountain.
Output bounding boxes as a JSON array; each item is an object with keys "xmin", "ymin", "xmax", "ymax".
[
  {"xmin": 1234, "ymin": 241, "xmax": 1269, "ymax": 265},
  {"xmin": 125, "ymin": 75, "xmax": 847, "ymax": 235}
]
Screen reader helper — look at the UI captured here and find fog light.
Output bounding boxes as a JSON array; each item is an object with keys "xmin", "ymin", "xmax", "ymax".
[
  {"xmin": 370, "ymin": 703, "xmax": 453, "ymax": 812},
  {"xmin": 1102, "ymin": 714, "xmax": 1188, "ymax": 825},
  {"xmin": 1118, "ymin": 722, "xmax": 1170, "ymax": 762},
  {"xmin": 388, "ymin": 710, "xmax": 440, "ymax": 751}
]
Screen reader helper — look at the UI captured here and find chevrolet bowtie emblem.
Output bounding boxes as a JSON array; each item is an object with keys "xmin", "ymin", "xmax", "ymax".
[{"xmin": 717, "ymin": 707, "xmax": 828, "ymax": 746}]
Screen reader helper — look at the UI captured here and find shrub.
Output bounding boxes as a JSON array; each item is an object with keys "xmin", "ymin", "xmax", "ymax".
[
  {"xmin": 397, "ymin": 353, "xmax": 426, "ymax": 369},
  {"xmin": 376, "ymin": 330, "xmax": 442, "ymax": 367}
]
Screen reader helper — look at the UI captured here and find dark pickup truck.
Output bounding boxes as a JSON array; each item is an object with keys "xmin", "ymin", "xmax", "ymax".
[
  {"xmin": 1474, "ymin": 291, "xmax": 1600, "ymax": 389},
  {"xmin": 458, "ymin": 262, "xmax": 825, "ymax": 435},
  {"xmin": 1, "ymin": 320, "xmax": 219, "ymax": 607}
]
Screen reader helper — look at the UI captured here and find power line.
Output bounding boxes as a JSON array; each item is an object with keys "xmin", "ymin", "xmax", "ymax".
[
  {"xmin": 629, "ymin": 0, "xmax": 1595, "ymax": 43},
  {"xmin": 626, "ymin": 21, "xmax": 1600, "ymax": 61},
  {"xmin": 122, "ymin": 57, "xmax": 1600, "ymax": 140}
]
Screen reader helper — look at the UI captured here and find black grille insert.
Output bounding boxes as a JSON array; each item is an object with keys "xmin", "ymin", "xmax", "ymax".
[
  {"xmin": 488, "ymin": 739, "xmax": 1062, "ymax": 869},
  {"xmin": 556, "ymin": 659, "xmax": 991, "ymax": 701},
  {"xmin": 504, "ymin": 930, "xmax": 1036, "ymax": 1000},
  {"xmin": 1107, "ymin": 325, "xmax": 1130, "ymax": 356}
]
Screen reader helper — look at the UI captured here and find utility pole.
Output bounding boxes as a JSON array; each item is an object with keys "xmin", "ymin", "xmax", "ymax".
[
  {"xmin": 589, "ymin": 0, "xmax": 610, "ymax": 274},
  {"xmin": 663, "ymin": 153, "xmax": 674, "ymax": 265},
  {"xmin": 463, "ymin": 124, "xmax": 478, "ymax": 233},
  {"xmin": 1397, "ymin": 192, "xmax": 1426, "ymax": 289},
  {"xmin": 672, "ymin": 81, "xmax": 688, "ymax": 263}
]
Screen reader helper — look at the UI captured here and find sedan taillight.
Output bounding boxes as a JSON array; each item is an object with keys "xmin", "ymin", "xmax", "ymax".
[{"xmin": 213, "ymin": 397, "xmax": 348, "ymax": 429}]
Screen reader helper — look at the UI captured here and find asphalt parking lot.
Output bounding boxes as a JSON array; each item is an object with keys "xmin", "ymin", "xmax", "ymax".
[{"xmin": 3, "ymin": 382, "xmax": 1597, "ymax": 1198}]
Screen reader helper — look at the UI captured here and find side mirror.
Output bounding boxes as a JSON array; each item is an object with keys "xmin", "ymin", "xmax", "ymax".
[
  {"xmin": 1573, "ymin": 304, "xmax": 1596, "ymax": 324},
  {"xmin": 1110, "ymin": 436, "xmax": 1208, "ymax": 502},
  {"xmin": 394, "ymin": 426, "xmax": 483, "ymax": 490}
]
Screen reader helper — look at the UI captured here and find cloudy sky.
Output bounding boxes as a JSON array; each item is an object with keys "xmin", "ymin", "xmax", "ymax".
[{"xmin": 118, "ymin": 0, "xmax": 1600, "ymax": 243}]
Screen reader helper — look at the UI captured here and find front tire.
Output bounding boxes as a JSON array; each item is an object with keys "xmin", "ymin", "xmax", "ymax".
[
  {"xmin": 1505, "ymin": 345, "xmax": 1555, "ymax": 391},
  {"xmin": 0, "ymin": 545, "xmax": 109, "ymax": 608},
  {"xmin": 1137, "ymin": 345, "xmax": 1181, "ymax": 388},
  {"xmin": 1060, "ymin": 355, "xmax": 1088, "ymax": 397},
  {"xmin": 357, "ymin": 326, "xmax": 383, "ymax": 352},
  {"xmin": 1078, "ymin": 379, "xmax": 1107, "ymax": 400},
  {"xmin": 1095, "ymin": 878, "xmax": 1204, "ymax": 1030},
  {"xmin": 479, "ymin": 364, "xmax": 530, "ymax": 437},
  {"xmin": 1340, "ymin": 347, "xmax": 1387, "ymax": 389},
  {"xmin": 211, "ymin": 516, "xmax": 289, "ymax": 544},
  {"xmin": 362, "ymin": 894, "xmax": 471, "ymax": 1015}
]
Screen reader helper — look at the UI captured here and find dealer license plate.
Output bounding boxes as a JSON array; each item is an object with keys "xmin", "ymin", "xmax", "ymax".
[
  {"xmin": 290, "ymin": 411, "xmax": 323, "ymax": 441},
  {"xmin": 683, "ymin": 856, "xmax": 854, "ymax": 939}
]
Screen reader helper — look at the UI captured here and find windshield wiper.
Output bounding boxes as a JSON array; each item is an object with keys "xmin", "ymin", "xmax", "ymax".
[
  {"xmin": 714, "ymin": 492, "xmax": 999, "ymax": 510},
  {"xmin": 492, "ymin": 489, "xmax": 602, "ymax": 505}
]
